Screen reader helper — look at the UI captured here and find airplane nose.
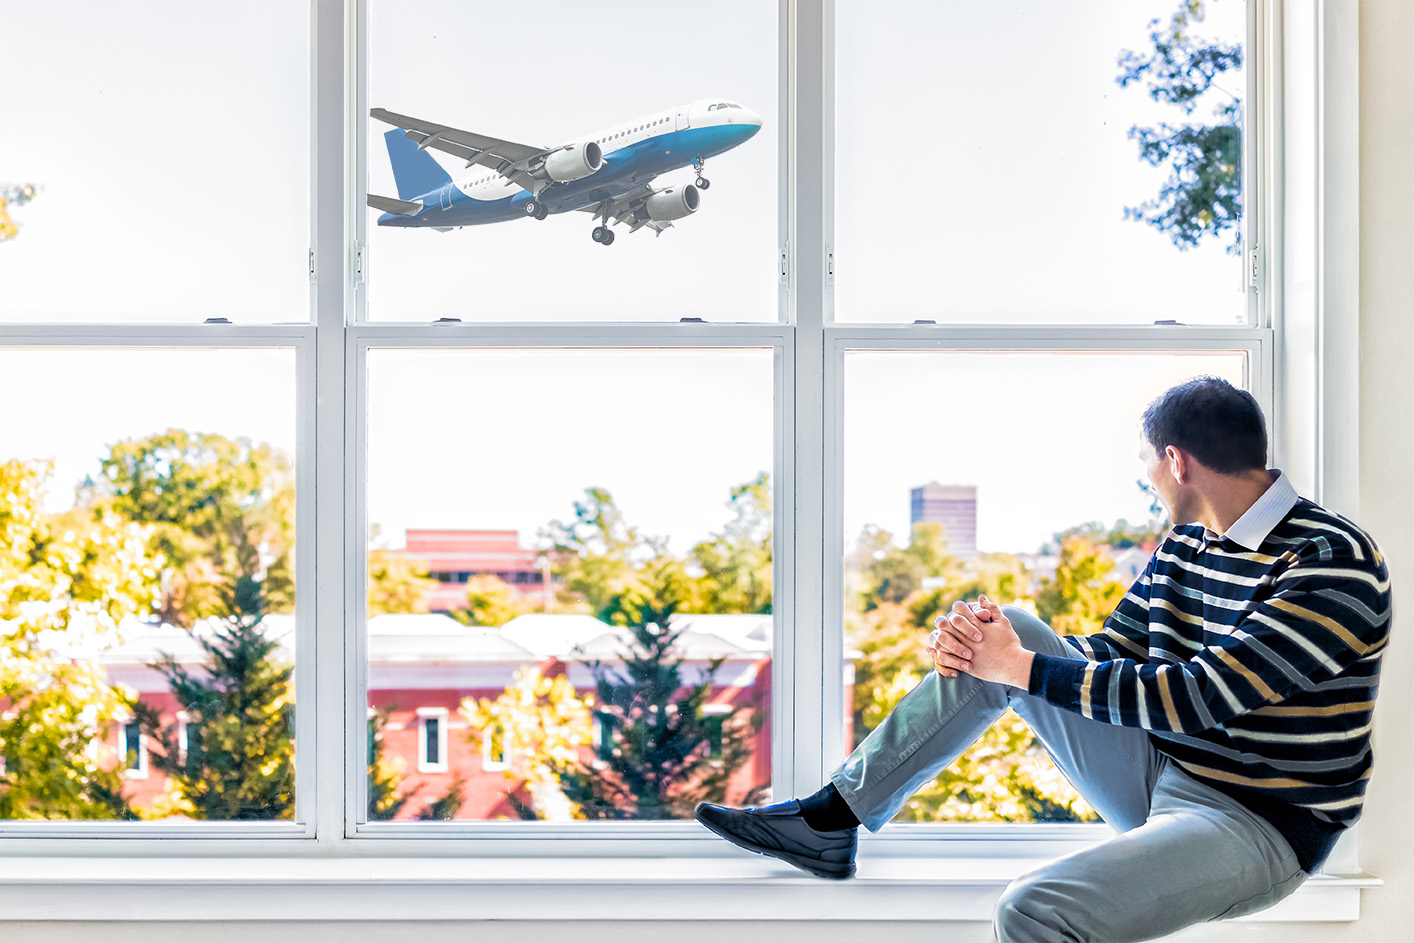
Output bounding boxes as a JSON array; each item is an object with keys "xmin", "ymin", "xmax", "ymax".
[{"xmin": 740, "ymin": 106, "xmax": 763, "ymax": 127}]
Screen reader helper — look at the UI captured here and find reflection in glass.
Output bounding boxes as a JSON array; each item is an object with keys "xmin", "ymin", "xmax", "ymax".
[
  {"xmin": 842, "ymin": 351, "xmax": 1245, "ymax": 822},
  {"xmin": 363, "ymin": 349, "xmax": 773, "ymax": 821},
  {"xmin": 0, "ymin": 349, "xmax": 298, "ymax": 821},
  {"xmin": 836, "ymin": 0, "xmax": 1247, "ymax": 324}
]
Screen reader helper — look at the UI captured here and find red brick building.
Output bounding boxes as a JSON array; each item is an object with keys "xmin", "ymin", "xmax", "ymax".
[{"xmin": 399, "ymin": 529, "xmax": 550, "ymax": 613}]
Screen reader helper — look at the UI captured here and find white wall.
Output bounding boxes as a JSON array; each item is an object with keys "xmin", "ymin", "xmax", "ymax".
[{"xmin": 5, "ymin": 3, "xmax": 1411, "ymax": 941}]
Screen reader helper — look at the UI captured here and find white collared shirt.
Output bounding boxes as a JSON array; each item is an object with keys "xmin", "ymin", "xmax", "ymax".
[{"xmin": 1202, "ymin": 469, "xmax": 1300, "ymax": 551}]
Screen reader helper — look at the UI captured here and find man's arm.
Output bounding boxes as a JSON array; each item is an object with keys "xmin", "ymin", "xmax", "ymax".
[{"xmin": 1029, "ymin": 549, "xmax": 1391, "ymax": 734}]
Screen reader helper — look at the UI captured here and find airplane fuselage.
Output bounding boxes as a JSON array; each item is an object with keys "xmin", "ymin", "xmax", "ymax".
[{"xmin": 375, "ymin": 100, "xmax": 761, "ymax": 229}]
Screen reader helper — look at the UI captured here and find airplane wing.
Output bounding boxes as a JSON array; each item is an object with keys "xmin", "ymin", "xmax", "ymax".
[
  {"xmin": 577, "ymin": 185, "xmax": 677, "ymax": 237},
  {"xmin": 371, "ymin": 107, "xmax": 548, "ymax": 193}
]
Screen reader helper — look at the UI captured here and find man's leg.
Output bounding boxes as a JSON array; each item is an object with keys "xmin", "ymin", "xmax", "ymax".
[
  {"xmin": 993, "ymin": 761, "xmax": 1306, "ymax": 942},
  {"xmin": 833, "ymin": 607, "xmax": 1163, "ymax": 833}
]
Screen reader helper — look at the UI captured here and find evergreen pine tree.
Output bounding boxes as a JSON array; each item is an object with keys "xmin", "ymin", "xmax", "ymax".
[
  {"xmin": 137, "ymin": 574, "xmax": 295, "ymax": 820},
  {"xmin": 557, "ymin": 559, "xmax": 764, "ymax": 819}
]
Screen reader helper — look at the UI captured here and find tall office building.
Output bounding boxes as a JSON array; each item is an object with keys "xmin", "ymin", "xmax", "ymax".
[{"xmin": 910, "ymin": 482, "xmax": 978, "ymax": 560}]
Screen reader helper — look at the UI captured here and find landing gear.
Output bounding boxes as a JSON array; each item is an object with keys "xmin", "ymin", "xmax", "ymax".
[
  {"xmin": 524, "ymin": 199, "xmax": 548, "ymax": 220},
  {"xmin": 591, "ymin": 202, "xmax": 616, "ymax": 246},
  {"xmin": 691, "ymin": 157, "xmax": 710, "ymax": 190}
]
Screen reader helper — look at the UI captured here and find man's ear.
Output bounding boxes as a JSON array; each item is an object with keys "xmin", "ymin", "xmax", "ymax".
[{"xmin": 1166, "ymin": 446, "xmax": 1188, "ymax": 484}]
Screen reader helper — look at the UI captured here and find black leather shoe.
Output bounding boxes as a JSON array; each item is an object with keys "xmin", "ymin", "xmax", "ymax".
[{"xmin": 695, "ymin": 799, "xmax": 857, "ymax": 879}]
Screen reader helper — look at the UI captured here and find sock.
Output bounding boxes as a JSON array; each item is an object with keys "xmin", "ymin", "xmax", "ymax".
[{"xmin": 798, "ymin": 781, "xmax": 860, "ymax": 831}]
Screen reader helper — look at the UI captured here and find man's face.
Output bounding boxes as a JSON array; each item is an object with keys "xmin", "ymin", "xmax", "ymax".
[{"xmin": 1139, "ymin": 436, "xmax": 1181, "ymax": 522}]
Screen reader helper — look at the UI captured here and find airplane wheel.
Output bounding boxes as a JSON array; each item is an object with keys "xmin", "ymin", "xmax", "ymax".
[
  {"xmin": 592, "ymin": 226, "xmax": 606, "ymax": 243},
  {"xmin": 697, "ymin": 178, "xmax": 711, "ymax": 190},
  {"xmin": 524, "ymin": 200, "xmax": 541, "ymax": 217},
  {"xmin": 535, "ymin": 205, "xmax": 549, "ymax": 220},
  {"xmin": 601, "ymin": 230, "xmax": 615, "ymax": 246}
]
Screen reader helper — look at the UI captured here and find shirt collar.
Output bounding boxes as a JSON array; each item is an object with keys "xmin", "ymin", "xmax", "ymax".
[{"xmin": 1205, "ymin": 469, "xmax": 1299, "ymax": 551}]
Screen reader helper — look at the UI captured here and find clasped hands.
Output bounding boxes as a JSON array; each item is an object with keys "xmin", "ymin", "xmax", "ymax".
[{"xmin": 925, "ymin": 594, "xmax": 1035, "ymax": 688}]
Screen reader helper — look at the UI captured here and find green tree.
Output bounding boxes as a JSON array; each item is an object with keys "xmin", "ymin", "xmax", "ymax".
[
  {"xmin": 367, "ymin": 524, "xmax": 438, "ymax": 617},
  {"xmin": 1118, "ymin": 0, "xmax": 1244, "ymax": 253},
  {"xmin": 463, "ymin": 665, "xmax": 595, "ymax": 821},
  {"xmin": 543, "ymin": 487, "xmax": 644, "ymax": 618},
  {"xmin": 367, "ymin": 707, "xmax": 413, "ymax": 821},
  {"xmin": 0, "ymin": 460, "xmax": 155, "ymax": 820},
  {"xmin": 0, "ymin": 183, "xmax": 40, "ymax": 243},
  {"xmin": 87, "ymin": 430, "xmax": 295, "ymax": 627},
  {"xmin": 558, "ymin": 613, "xmax": 764, "ymax": 819},
  {"xmin": 691, "ymin": 472, "xmax": 772, "ymax": 614},
  {"xmin": 414, "ymin": 775, "xmax": 468, "ymax": 821},
  {"xmin": 1036, "ymin": 536, "xmax": 1129, "ymax": 637},
  {"xmin": 450, "ymin": 574, "xmax": 529, "ymax": 627},
  {"xmin": 858, "ymin": 522, "xmax": 962, "ymax": 610},
  {"xmin": 136, "ymin": 574, "xmax": 295, "ymax": 820}
]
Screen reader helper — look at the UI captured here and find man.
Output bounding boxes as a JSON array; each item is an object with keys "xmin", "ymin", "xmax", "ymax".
[{"xmin": 696, "ymin": 377, "xmax": 1391, "ymax": 942}]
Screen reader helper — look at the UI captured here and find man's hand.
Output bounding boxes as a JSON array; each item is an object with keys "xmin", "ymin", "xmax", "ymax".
[{"xmin": 926, "ymin": 595, "xmax": 1035, "ymax": 688}]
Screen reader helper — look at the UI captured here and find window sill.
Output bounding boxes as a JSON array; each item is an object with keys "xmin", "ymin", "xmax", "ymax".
[{"xmin": 0, "ymin": 855, "xmax": 1378, "ymax": 924}]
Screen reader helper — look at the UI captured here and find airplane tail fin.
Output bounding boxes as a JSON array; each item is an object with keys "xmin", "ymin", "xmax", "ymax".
[{"xmin": 383, "ymin": 128, "xmax": 452, "ymax": 201}]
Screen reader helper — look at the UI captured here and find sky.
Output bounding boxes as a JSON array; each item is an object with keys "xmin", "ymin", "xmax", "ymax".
[{"xmin": 1, "ymin": 0, "xmax": 1252, "ymax": 559}]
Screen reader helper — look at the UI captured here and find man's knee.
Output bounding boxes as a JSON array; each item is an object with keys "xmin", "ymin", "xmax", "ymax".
[
  {"xmin": 994, "ymin": 874, "xmax": 1074, "ymax": 942},
  {"xmin": 1001, "ymin": 605, "xmax": 1060, "ymax": 652}
]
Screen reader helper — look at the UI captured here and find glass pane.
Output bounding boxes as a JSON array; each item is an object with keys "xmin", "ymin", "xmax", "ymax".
[
  {"xmin": 1, "ymin": 2, "xmax": 309, "ymax": 324},
  {"xmin": 835, "ymin": 0, "xmax": 1247, "ymax": 324},
  {"xmin": 841, "ymin": 351, "xmax": 1245, "ymax": 822},
  {"xmin": 364, "ymin": 349, "xmax": 773, "ymax": 821},
  {"xmin": 364, "ymin": 1, "xmax": 778, "ymax": 322},
  {"xmin": 1, "ymin": 348, "xmax": 298, "ymax": 821}
]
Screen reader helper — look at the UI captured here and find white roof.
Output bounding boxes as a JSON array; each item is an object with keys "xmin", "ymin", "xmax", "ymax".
[{"xmin": 87, "ymin": 612, "xmax": 770, "ymax": 668}]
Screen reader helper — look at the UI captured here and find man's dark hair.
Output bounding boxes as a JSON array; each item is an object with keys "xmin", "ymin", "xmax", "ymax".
[{"xmin": 1142, "ymin": 377, "xmax": 1268, "ymax": 474}]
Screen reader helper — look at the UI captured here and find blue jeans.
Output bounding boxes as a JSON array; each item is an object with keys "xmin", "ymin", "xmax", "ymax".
[{"xmin": 830, "ymin": 607, "xmax": 1307, "ymax": 942}]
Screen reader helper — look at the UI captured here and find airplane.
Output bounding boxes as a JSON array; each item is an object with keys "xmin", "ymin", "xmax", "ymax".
[{"xmin": 367, "ymin": 99, "xmax": 762, "ymax": 245}]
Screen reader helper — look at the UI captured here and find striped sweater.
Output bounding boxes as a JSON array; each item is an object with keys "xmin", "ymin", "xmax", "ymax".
[{"xmin": 1030, "ymin": 480, "xmax": 1391, "ymax": 872}]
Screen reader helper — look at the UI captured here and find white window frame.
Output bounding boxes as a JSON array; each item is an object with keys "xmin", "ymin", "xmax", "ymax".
[
  {"xmin": 416, "ymin": 708, "xmax": 449, "ymax": 774},
  {"xmin": 0, "ymin": 0, "xmax": 1375, "ymax": 923}
]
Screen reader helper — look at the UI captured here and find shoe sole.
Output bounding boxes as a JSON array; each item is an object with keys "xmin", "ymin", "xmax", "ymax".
[{"xmin": 696, "ymin": 812, "xmax": 855, "ymax": 880}]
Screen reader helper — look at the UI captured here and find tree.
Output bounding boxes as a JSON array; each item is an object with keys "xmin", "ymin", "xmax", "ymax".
[
  {"xmin": 0, "ymin": 183, "xmax": 39, "ymax": 243},
  {"xmin": 0, "ymin": 460, "xmax": 156, "ymax": 820},
  {"xmin": 1036, "ymin": 536, "xmax": 1129, "ymax": 637},
  {"xmin": 87, "ymin": 430, "xmax": 295, "ymax": 627},
  {"xmin": 858, "ymin": 522, "xmax": 962, "ymax": 610},
  {"xmin": 462, "ymin": 664, "xmax": 595, "ymax": 821},
  {"xmin": 691, "ymin": 472, "xmax": 773, "ymax": 614},
  {"xmin": 556, "ymin": 613, "xmax": 764, "ymax": 819},
  {"xmin": 543, "ymin": 487, "xmax": 645, "ymax": 618},
  {"xmin": 450, "ymin": 574, "xmax": 528, "ymax": 627},
  {"xmin": 367, "ymin": 707, "xmax": 413, "ymax": 821},
  {"xmin": 366, "ymin": 524, "xmax": 438, "ymax": 617},
  {"xmin": 1118, "ymin": 0, "xmax": 1244, "ymax": 254},
  {"xmin": 136, "ymin": 574, "xmax": 295, "ymax": 820}
]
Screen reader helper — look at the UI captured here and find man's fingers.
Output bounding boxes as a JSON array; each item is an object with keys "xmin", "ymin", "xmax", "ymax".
[
  {"xmin": 929, "ymin": 646, "xmax": 970, "ymax": 676},
  {"xmin": 927, "ymin": 628, "xmax": 972, "ymax": 661},
  {"xmin": 949, "ymin": 602, "xmax": 986, "ymax": 642}
]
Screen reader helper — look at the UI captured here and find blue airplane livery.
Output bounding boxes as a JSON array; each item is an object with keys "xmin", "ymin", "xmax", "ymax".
[{"xmin": 368, "ymin": 100, "xmax": 762, "ymax": 245}]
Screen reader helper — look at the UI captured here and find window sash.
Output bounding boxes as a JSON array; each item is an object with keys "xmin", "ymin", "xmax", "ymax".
[{"xmin": 0, "ymin": 0, "xmax": 1290, "ymax": 852}]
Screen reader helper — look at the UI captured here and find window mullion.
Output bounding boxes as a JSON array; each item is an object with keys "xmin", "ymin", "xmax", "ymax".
[{"xmin": 312, "ymin": 0, "xmax": 348, "ymax": 845}]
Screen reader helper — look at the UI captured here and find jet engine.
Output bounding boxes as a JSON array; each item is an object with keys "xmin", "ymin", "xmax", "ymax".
[
  {"xmin": 543, "ymin": 141, "xmax": 603, "ymax": 182},
  {"xmin": 644, "ymin": 184, "xmax": 700, "ymax": 221}
]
